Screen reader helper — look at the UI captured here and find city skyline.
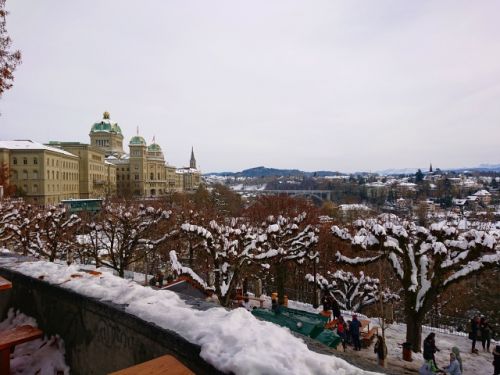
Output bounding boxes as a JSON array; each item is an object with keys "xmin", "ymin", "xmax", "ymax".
[{"xmin": 1, "ymin": 0, "xmax": 500, "ymax": 173}]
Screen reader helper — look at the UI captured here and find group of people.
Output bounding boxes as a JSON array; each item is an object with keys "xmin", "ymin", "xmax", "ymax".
[
  {"xmin": 420, "ymin": 332, "xmax": 462, "ymax": 375},
  {"xmin": 334, "ymin": 314, "xmax": 363, "ymax": 352},
  {"xmin": 470, "ymin": 315, "xmax": 492, "ymax": 354},
  {"xmin": 321, "ymin": 294, "xmax": 364, "ymax": 352},
  {"xmin": 421, "ymin": 329, "xmax": 500, "ymax": 375}
]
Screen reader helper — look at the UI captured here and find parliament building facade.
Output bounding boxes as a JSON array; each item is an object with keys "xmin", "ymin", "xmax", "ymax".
[{"xmin": 0, "ymin": 112, "xmax": 201, "ymax": 204}]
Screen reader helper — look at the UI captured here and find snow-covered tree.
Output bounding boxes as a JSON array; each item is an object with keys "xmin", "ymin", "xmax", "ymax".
[
  {"xmin": 31, "ymin": 205, "xmax": 81, "ymax": 262},
  {"xmin": 75, "ymin": 221, "xmax": 104, "ymax": 266},
  {"xmin": 305, "ymin": 270, "xmax": 399, "ymax": 313},
  {"xmin": 331, "ymin": 214, "xmax": 500, "ymax": 352},
  {"xmin": 1, "ymin": 202, "xmax": 38, "ymax": 255},
  {"xmin": 94, "ymin": 203, "xmax": 172, "ymax": 277},
  {"xmin": 176, "ymin": 218, "xmax": 268, "ymax": 306},
  {"xmin": 260, "ymin": 213, "xmax": 319, "ymax": 305},
  {"xmin": 0, "ymin": 200, "xmax": 17, "ymax": 242}
]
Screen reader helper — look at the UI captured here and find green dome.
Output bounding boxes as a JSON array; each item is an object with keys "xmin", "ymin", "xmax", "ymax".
[
  {"xmin": 90, "ymin": 112, "xmax": 123, "ymax": 135},
  {"xmin": 130, "ymin": 135, "xmax": 146, "ymax": 146},
  {"xmin": 148, "ymin": 143, "xmax": 162, "ymax": 152}
]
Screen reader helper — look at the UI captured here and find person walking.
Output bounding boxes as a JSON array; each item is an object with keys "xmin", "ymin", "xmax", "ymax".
[
  {"xmin": 373, "ymin": 335, "xmax": 388, "ymax": 367},
  {"xmin": 349, "ymin": 315, "xmax": 362, "ymax": 351},
  {"xmin": 470, "ymin": 316, "xmax": 480, "ymax": 354},
  {"xmin": 480, "ymin": 316, "xmax": 492, "ymax": 352},
  {"xmin": 336, "ymin": 316, "xmax": 347, "ymax": 351},
  {"xmin": 321, "ymin": 293, "xmax": 331, "ymax": 312},
  {"xmin": 423, "ymin": 332, "xmax": 440, "ymax": 372}
]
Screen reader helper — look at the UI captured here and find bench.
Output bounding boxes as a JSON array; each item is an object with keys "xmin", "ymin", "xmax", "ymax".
[
  {"xmin": 235, "ymin": 295, "xmax": 265, "ymax": 308},
  {"xmin": 361, "ymin": 327, "xmax": 379, "ymax": 348},
  {"xmin": 0, "ymin": 325, "xmax": 43, "ymax": 374},
  {"xmin": 109, "ymin": 354, "xmax": 194, "ymax": 375}
]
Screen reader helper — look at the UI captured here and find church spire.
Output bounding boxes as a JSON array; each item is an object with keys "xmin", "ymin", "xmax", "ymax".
[
  {"xmin": 190, "ymin": 146, "xmax": 196, "ymax": 169},
  {"xmin": 429, "ymin": 162, "xmax": 433, "ymax": 173}
]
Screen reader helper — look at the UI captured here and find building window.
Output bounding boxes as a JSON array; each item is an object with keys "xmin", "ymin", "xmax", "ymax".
[
  {"xmin": 135, "ymin": 174, "xmax": 139, "ymax": 180},
  {"xmin": 13, "ymin": 157, "xmax": 17, "ymax": 165},
  {"xmin": 22, "ymin": 170, "xmax": 28, "ymax": 179},
  {"xmin": 23, "ymin": 157, "xmax": 27, "ymax": 165},
  {"xmin": 33, "ymin": 184, "xmax": 38, "ymax": 193},
  {"xmin": 150, "ymin": 173, "xmax": 154, "ymax": 180},
  {"xmin": 34, "ymin": 157, "xmax": 38, "ymax": 165},
  {"xmin": 33, "ymin": 170, "xmax": 38, "ymax": 179}
]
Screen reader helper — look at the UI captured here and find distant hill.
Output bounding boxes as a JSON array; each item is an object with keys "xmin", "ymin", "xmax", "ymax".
[
  {"xmin": 206, "ymin": 164, "xmax": 500, "ymax": 178},
  {"xmin": 206, "ymin": 166, "xmax": 341, "ymax": 178},
  {"xmin": 377, "ymin": 164, "xmax": 500, "ymax": 175}
]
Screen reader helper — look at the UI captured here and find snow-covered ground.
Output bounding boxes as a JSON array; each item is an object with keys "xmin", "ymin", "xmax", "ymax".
[
  {"xmin": 0, "ymin": 309, "xmax": 69, "ymax": 375},
  {"xmin": 0, "ymin": 258, "xmax": 380, "ymax": 375},
  {"xmin": 286, "ymin": 300, "xmax": 497, "ymax": 375}
]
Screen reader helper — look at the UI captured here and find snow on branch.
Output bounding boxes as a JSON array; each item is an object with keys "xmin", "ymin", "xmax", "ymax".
[
  {"xmin": 335, "ymin": 251, "xmax": 383, "ymax": 265},
  {"xmin": 305, "ymin": 270, "xmax": 397, "ymax": 312},
  {"xmin": 443, "ymin": 251, "xmax": 500, "ymax": 286}
]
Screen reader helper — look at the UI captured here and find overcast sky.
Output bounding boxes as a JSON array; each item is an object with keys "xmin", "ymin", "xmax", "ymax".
[{"xmin": 1, "ymin": 1, "xmax": 499, "ymax": 173}]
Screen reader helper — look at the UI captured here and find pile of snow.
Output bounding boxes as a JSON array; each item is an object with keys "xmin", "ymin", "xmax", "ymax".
[
  {"xmin": 1, "ymin": 259, "xmax": 380, "ymax": 375},
  {"xmin": 339, "ymin": 204, "xmax": 371, "ymax": 212},
  {"xmin": 0, "ymin": 309, "xmax": 69, "ymax": 375}
]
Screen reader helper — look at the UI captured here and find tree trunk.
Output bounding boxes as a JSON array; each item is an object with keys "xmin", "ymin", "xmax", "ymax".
[
  {"xmin": 277, "ymin": 263, "xmax": 286, "ymax": 305},
  {"xmin": 406, "ymin": 312, "xmax": 424, "ymax": 352}
]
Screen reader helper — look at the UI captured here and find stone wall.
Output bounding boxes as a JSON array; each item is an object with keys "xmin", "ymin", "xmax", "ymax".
[{"xmin": 0, "ymin": 267, "xmax": 224, "ymax": 375}]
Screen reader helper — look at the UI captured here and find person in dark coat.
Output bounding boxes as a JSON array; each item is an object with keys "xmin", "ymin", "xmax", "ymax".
[
  {"xmin": 480, "ymin": 316, "xmax": 492, "ymax": 352},
  {"xmin": 321, "ymin": 293, "xmax": 331, "ymax": 312},
  {"xmin": 349, "ymin": 315, "xmax": 362, "ymax": 351},
  {"xmin": 156, "ymin": 271, "xmax": 164, "ymax": 287},
  {"xmin": 423, "ymin": 332, "xmax": 440, "ymax": 370},
  {"xmin": 470, "ymin": 316, "xmax": 480, "ymax": 354},
  {"xmin": 493, "ymin": 345, "xmax": 500, "ymax": 375},
  {"xmin": 330, "ymin": 297, "xmax": 341, "ymax": 320},
  {"xmin": 373, "ymin": 335, "xmax": 388, "ymax": 367}
]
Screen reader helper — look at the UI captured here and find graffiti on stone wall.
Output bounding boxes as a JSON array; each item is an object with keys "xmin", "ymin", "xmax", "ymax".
[{"xmin": 95, "ymin": 319, "xmax": 136, "ymax": 350}]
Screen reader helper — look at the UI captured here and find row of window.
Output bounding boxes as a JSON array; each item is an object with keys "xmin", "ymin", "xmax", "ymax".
[
  {"xmin": 18, "ymin": 183, "xmax": 77, "ymax": 194},
  {"xmin": 13, "ymin": 157, "xmax": 77, "ymax": 169},
  {"xmin": 95, "ymin": 139, "xmax": 110, "ymax": 147},
  {"xmin": 90, "ymin": 163, "xmax": 105, "ymax": 172},
  {"xmin": 46, "ymin": 170, "xmax": 78, "ymax": 181},
  {"xmin": 13, "ymin": 157, "xmax": 38, "ymax": 165}
]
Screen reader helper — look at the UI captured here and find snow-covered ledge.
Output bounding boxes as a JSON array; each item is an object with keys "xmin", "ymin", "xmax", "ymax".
[{"xmin": 0, "ymin": 257, "xmax": 381, "ymax": 375}]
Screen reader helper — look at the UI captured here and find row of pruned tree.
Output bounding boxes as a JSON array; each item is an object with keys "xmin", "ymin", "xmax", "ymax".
[{"xmin": 1, "ymin": 197, "xmax": 498, "ymax": 352}]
